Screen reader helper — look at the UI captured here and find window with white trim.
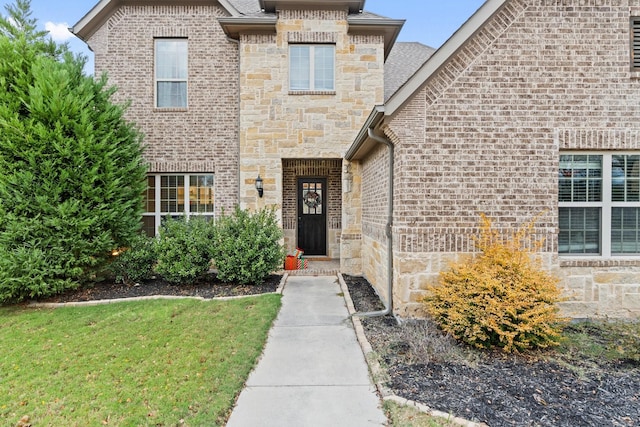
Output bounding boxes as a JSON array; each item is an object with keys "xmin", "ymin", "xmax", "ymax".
[
  {"xmin": 142, "ymin": 174, "xmax": 214, "ymax": 236},
  {"xmin": 559, "ymin": 153, "xmax": 640, "ymax": 256},
  {"xmin": 155, "ymin": 39, "xmax": 188, "ymax": 108},
  {"xmin": 289, "ymin": 45, "xmax": 335, "ymax": 91}
]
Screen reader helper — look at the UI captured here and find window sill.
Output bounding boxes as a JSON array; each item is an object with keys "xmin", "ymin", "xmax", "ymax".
[
  {"xmin": 559, "ymin": 257, "xmax": 640, "ymax": 267},
  {"xmin": 288, "ymin": 90, "xmax": 336, "ymax": 96},
  {"xmin": 630, "ymin": 70, "xmax": 640, "ymax": 79},
  {"xmin": 154, "ymin": 107, "xmax": 188, "ymax": 112}
]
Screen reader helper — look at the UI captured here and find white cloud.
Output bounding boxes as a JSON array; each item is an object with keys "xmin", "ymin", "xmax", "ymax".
[{"xmin": 45, "ymin": 21, "xmax": 74, "ymax": 42}]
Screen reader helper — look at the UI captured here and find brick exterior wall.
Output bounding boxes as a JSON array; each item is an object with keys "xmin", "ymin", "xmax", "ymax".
[
  {"xmin": 282, "ymin": 159, "xmax": 343, "ymax": 257},
  {"xmin": 79, "ymin": 0, "xmax": 640, "ymax": 317},
  {"xmin": 359, "ymin": 143, "xmax": 390, "ymax": 299},
  {"xmin": 362, "ymin": 143, "xmax": 389, "ymax": 243},
  {"xmin": 86, "ymin": 4, "xmax": 240, "ymax": 215},
  {"xmin": 360, "ymin": 0, "xmax": 640, "ymax": 318}
]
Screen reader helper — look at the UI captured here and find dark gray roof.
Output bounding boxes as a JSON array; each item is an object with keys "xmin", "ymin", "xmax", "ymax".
[
  {"xmin": 227, "ymin": 1, "xmax": 393, "ymax": 17},
  {"xmin": 384, "ymin": 42, "xmax": 435, "ymax": 101},
  {"xmin": 229, "ymin": 0, "xmax": 262, "ymax": 15}
]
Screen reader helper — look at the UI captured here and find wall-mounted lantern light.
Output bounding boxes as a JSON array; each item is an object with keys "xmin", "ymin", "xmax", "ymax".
[{"xmin": 255, "ymin": 174, "xmax": 264, "ymax": 198}]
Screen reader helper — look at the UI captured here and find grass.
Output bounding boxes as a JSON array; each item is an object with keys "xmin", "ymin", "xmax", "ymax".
[
  {"xmin": 0, "ymin": 295, "xmax": 281, "ymax": 426},
  {"xmin": 384, "ymin": 401, "xmax": 458, "ymax": 427},
  {"xmin": 553, "ymin": 319, "xmax": 640, "ymax": 377}
]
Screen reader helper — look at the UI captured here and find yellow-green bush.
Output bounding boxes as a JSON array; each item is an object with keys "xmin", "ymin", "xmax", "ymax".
[{"xmin": 423, "ymin": 214, "xmax": 566, "ymax": 353}]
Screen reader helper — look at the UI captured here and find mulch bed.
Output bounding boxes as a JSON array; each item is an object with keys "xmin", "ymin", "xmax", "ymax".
[
  {"xmin": 343, "ymin": 275, "xmax": 640, "ymax": 427},
  {"xmin": 32, "ymin": 273, "xmax": 282, "ymax": 303},
  {"xmin": 24, "ymin": 272, "xmax": 639, "ymax": 426}
]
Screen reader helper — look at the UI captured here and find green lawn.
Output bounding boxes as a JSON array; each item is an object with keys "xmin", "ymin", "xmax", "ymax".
[
  {"xmin": 384, "ymin": 401, "xmax": 458, "ymax": 427},
  {"xmin": 0, "ymin": 295, "xmax": 281, "ymax": 426}
]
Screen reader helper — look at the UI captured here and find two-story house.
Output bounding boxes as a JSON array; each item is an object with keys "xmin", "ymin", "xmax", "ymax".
[
  {"xmin": 72, "ymin": 0, "xmax": 403, "ymax": 260},
  {"xmin": 73, "ymin": 0, "xmax": 640, "ymax": 319}
]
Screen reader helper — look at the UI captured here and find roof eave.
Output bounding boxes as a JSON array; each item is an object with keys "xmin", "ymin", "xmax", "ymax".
[
  {"xmin": 348, "ymin": 17, "xmax": 404, "ymax": 60},
  {"xmin": 218, "ymin": 16, "xmax": 278, "ymax": 40},
  {"xmin": 72, "ymin": 0, "xmax": 114, "ymax": 41},
  {"xmin": 72, "ymin": 0, "xmax": 241, "ymax": 42},
  {"xmin": 259, "ymin": 0, "xmax": 364, "ymax": 14},
  {"xmin": 384, "ymin": 0, "xmax": 507, "ymax": 116},
  {"xmin": 345, "ymin": 105, "xmax": 385, "ymax": 161}
]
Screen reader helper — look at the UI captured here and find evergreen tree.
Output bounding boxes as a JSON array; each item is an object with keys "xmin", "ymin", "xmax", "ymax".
[{"xmin": 0, "ymin": 0, "xmax": 147, "ymax": 301}]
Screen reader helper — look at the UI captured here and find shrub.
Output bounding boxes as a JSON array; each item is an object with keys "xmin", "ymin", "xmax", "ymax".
[
  {"xmin": 154, "ymin": 216, "xmax": 215, "ymax": 285},
  {"xmin": 109, "ymin": 233, "xmax": 156, "ymax": 284},
  {"xmin": 423, "ymin": 214, "xmax": 566, "ymax": 353},
  {"xmin": 211, "ymin": 206, "xmax": 285, "ymax": 285},
  {"xmin": 0, "ymin": 2, "xmax": 147, "ymax": 302},
  {"xmin": 0, "ymin": 246, "xmax": 79, "ymax": 302}
]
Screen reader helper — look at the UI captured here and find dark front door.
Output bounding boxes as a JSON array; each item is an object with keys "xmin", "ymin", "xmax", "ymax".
[{"xmin": 297, "ymin": 178, "xmax": 327, "ymax": 256}]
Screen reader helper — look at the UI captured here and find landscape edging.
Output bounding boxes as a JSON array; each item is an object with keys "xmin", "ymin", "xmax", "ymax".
[
  {"xmin": 27, "ymin": 274, "xmax": 289, "ymax": 309},
  {"xmin": 337, "ymin": 273, "xmax": 487, "ymax": 427}
]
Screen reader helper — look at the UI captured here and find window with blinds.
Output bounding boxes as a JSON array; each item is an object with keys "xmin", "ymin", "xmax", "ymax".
[
  {"xmin": 631, "ymin": 18, "xmax": 640, "ymax": 69},
  {"xmin": 559, "ymin": 153, "xmax": 640, "ymax": 256}
]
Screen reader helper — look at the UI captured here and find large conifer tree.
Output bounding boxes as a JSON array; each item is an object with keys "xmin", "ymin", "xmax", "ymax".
[{"xmin": 0, "ymin": 0, "xmax": 147, "ymax": 301}]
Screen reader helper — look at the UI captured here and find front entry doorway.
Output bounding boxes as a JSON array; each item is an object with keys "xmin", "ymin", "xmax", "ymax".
[{"xmin": 297, "ymin": 178, "xmax": 327, "ymax": 256}]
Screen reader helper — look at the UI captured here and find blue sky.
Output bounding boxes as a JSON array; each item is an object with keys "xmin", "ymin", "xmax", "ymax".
[{"xmin": 1, "ymin": 0, "xmax": 486, "ymax": 74}]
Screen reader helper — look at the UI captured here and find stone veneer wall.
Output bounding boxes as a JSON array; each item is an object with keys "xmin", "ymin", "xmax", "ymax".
[
  {"xmin": 87, "ymin": 4, "xmax": 240, "ymax": 215},
  {"xmin": 341, "ymin": 160, "xmax": 363, "ymax": 274},
  {"xmin": 238, "ymin": 9, "xmax": 384, "ymax": 259},
  {"xmin": 364, "ymin": 0, "xmax": 640, "ymax": 318}
]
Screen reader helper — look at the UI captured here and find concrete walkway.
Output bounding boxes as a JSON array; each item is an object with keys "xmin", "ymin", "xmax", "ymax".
[{"xmin": 226, "ymin": 275, "xmax": 387, "ymax": 427}]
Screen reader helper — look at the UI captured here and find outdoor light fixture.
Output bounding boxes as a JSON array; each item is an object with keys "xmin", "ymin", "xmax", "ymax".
[{"xmin": 255, "ymin": 174, "xmax": 264, "ymax": 198}]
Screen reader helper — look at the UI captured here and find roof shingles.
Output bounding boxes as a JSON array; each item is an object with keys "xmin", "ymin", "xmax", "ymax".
[
  {"xmin": 229, "ymin": 0, "xmax": 262, "ymax": 15},
  {"xmin": 384, "ymin": 42, "xmax": 435, "ymax": 102}
]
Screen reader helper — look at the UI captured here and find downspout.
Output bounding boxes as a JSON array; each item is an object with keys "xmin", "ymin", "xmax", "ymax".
[{"xmin": 353, "ymin": 128, "xmax": 394, "ymax": 318}]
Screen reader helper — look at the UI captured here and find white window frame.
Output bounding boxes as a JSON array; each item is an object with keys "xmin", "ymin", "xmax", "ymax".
[
  {"xmin": 154, "ymin": 38, "xmax": 188, "ymax": 108},
  {"xmin": 559, "ymin": 152, "xmax": 640, "ymax": 259},
  {"xmin": 143, "ymin": 174, "xmax": 214, "ymax": 236},
  {"xmin": 289, "ymin": 44, "xmax": 335, "ymax": 92}
]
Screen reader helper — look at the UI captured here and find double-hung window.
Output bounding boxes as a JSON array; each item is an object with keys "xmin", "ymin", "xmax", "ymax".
[
  {"xmin": 289, "ymin": 45, "xmax": 335, "ymax": 91},
  {"xmin": 143, "ymin": 174, "xmax": 214, "ymax": 236},
  {"xmin": 559, "ymin": 153, "xmax": 640, "ymax": 256},
  {"xmin": 155, "ymin": 39, "xmax": 188, "ymax": 108}
]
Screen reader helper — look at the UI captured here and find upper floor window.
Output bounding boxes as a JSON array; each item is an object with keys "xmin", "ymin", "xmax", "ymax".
[
  {"xmin": 289, "ymin": 45, "xmax": 335, "ymax": 91},
  {"xmin": 155, "ymin": 39, "xmax": 188, "ymax": 108},
  {"xmin": 632, "ymin": 18, "xmax": 640, "ymax": 70},
  {"xmin": 559, "ymin": 153, "xmax": 640, "ymax": 256}
]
